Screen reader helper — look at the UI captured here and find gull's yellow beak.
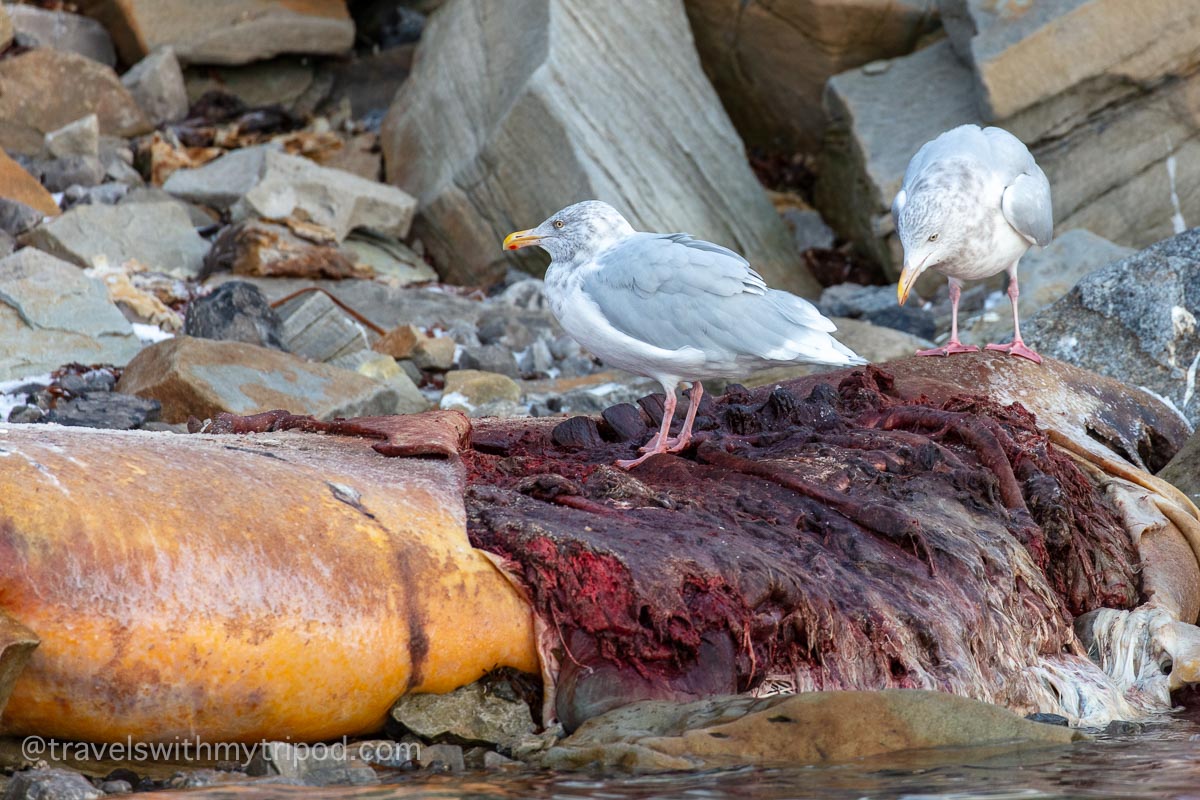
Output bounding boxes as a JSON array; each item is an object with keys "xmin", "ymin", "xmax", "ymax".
[
  {"xmin": 897, "ymin": 264, "xmax": 917, "ymax": 306},
  {"xmin": 503, "ymin": 229, "xmax": 543, "ymax": 251}
]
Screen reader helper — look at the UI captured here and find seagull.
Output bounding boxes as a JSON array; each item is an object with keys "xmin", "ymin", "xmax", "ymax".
[
  {"xmin": 893, "ymin": 124, "xmax": 1053, "ymax": 363},
  {"xmin": 503, "ymin": 201, "xmax": 867, "ymax": 469}
]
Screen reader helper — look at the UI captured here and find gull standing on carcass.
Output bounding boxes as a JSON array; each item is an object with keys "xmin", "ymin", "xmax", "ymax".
[
  {"xmin": 893, "ymin": 124, "xmax": 1053, "ymax": 363},
  {"xmin": 504, "ymin": 201, "xmax": 867, "ymax": 469}
]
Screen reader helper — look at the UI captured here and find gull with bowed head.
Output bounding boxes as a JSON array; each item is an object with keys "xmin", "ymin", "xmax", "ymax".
[
  {"xmin": 894, "ymin": 124, "xmax": 1053, "ymax": 364},
  {"xmin": 504, "ymin": 201, "xmax": 866, "ymax": 469}
]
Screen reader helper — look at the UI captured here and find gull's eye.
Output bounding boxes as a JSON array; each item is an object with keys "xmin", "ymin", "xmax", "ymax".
[
  {"xmin": 928, "ymin": 233, "xmax": 939, "ymax": 242},
  {"xmin": 553, "ymin": 220, "xmax": 565, "ymax": 229}
]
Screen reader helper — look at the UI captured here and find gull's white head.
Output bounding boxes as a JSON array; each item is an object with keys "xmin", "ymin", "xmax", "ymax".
[
  {"xmin": 895, "ymin": 161, "xmax": 986, "ymax": 304},
  {"xmin": 503, "ymin": 201, "xmax": 635, "ymax": 263}
]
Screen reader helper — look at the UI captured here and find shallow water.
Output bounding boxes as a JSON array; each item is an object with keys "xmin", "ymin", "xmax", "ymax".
[{"xmin": 144, "ymin": 712, "xmax": 1200, "ymax": 800}]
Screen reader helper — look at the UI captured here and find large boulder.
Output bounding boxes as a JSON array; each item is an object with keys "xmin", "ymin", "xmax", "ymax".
[
  {"xmin": 75, "ymin": 0, "xmax": 355, "ymax": 66},
  {"xmin": 0, "ymin": 49, "xmax": 150, "ymax": 155},
  {"xmin": 0, "ymin": 249, "xmax": 143, "ymax": 380},
  {"xmin": 816, "ymin": 37, "xmax": 1200, "ymax": 275},
  {"xmin": 684, "ymin": 0, "xmax": 937, "ymax": 152},
  {"xmin": 1023, "ymin": 227, "xmax": 1200, "ymax": 428},
  {"xmin": 381, "ymin": 0, "xmax": 819, "ymax": 296}
]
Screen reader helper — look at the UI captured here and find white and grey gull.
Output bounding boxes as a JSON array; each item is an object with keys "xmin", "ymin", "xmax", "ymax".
[
  {"xmin": 504, "ymin": 201, "xmax": 866, "ymax": 469},
  {"xmin": 894, "ymin": 124, "xmax": 1053, "ymax": 364}
]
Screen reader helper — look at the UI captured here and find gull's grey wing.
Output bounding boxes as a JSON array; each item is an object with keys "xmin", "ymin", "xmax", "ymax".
[
  {"xmin": 1001, "ymin": 169, "xmax": 1053, "ymax": 246},
  {"xmin": 581, "ymin": 233, "xmax": 862, "ymax": 367}
]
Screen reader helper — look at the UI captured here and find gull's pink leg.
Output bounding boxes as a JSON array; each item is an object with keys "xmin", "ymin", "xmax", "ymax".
[
  {"xmin": 619, "ymin": 389, "xmax": 677, "ymax": 469},
  {"xmin": 666, "ymin": 381, "xmax": 703, "ymax": 453},
  {"xmin": 917, "ymin": 279, "xmax": 980, "ymax": 357},
  {"xmin": 986, "ymin": 272, "xmax": 1043, "ymax": 364}
]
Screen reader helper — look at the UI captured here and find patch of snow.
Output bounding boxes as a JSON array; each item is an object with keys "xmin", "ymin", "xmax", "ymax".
[
  {"xmin": 1183, "ymin": 350, "xmax": 1200, "ymax": 414},
  {"xmin": 1167, "ymin": 151, "xmax": 1188, "ymax": 235},
  {"xmin": 439, "ymin": 391, "xmax": 474, "ymax": 412},
  {"xmin": 131, "ymin": 323, "xmax": 175, "ymax": 344},
  {"xmin": 0, "ymin": 373, "xmax": 52, "ymax": 423}
]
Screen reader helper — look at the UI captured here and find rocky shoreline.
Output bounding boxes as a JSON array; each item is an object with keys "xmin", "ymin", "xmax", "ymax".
[{"xmin": 1, "ymin": 0, "xmax": 1200, "ymax": 797}]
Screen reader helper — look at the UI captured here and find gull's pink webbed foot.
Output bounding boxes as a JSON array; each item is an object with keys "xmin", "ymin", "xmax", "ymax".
[
  {"xmin": 916, "ymin": 341, "xmax": 980, "ymax": 357},
  {"xmin": 620, "ymin": 382, "xmax": 704, "ymax": 469},
  {"xmin": 986, "ymin": 340, "xmax": 1043, "ymax": 364}
]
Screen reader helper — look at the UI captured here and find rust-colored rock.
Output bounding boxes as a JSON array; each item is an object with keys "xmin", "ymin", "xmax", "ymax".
[
  {"xmin": 204, "ymin": 219, "xmax": 366, "ymax": 280},
  {"xmin": 0, "ymin": 49, "xmax": 149, "ymax": 155},
  {"xmin": 0, "ymin": 151, "xmax": 59, "ymax": 218},
  {"xmin": 116, "ymin": 335, "xmax": 404, "ymax": 423},
  {"xmin": 0, "ymin": 417, "xmax": 536, "ymax": 743}
]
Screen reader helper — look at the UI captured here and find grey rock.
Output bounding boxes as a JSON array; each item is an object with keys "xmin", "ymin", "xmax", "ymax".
[
  {"xmin": 0, "ymin": 199, "xmax": 44, "ymax": 237},
  {"xmin": 351, "ymin": 739, "xmax": 421, "ymax": 769},
  {"xmin": 1024, "ymin": 227, "xmax": 1200, "ymax": 426},
  {"xmin": 819, "ymin": 283, "xmax": 936, "ymax": 340},
  {"xmin": 343, "ymin": 230, "xmax": 437, "ymax": 285},
  {"xmin": 26, "ymin": 201, "xmax": 209, "ymax": 277},
  {"xmin": 1160, "ymin": 431, "xmax": 1200, "ymax": 507},
  {"xmin": 120, "ymin": 187, "xmax": 212, "ymax": 227},
  {"xmin": 390, "ymin": 680, "xmax": 537, "ymax": 751},
  {"xmin": 458, "ymin": 344, "xmax": 519, "ymax": 378},
  {"xmin": 246, "ymin": 742, "xmax": 377, "ymax": 786},
  {"xmin": 518, "ymin": 338, "xmax": 554, "ymax": 377},
  {"xmin": 7, "ymin": 6, "xmax": 116, "ymax": 66},
  {"xmin": 45, "ymin": 394, "xmax": 162, "ymax": 430},
  {"xmin": 7, "ymin": 406, "xmax": 43, "ymax": 424},
  {"xmin": 0, "ymin": 249, "xmax": 142, "ymax": 379},
  {"xmin": 44, "ymin": 115, "xmax": 100, "ymax": 159},
  {"xmin": 275, "ymin": 290, "xmax": 371, "ymax": 364},
  {"xmin": 685, "ymin": 0, "xmax": 937, "ymax": 150},
  {"xmin": 782, "ymin": 208, "xmax": 836, "ymax": 253},
  {"xmin": 382, "ymin": 0, "xmax": 819, "ymax": 296},
  {"xmin": 122, "ymin": 47, "xmax": 189, "ymax": 127},
  {"xmin": 0, "ymin": 231, "xmax": 14, "ymax": 260},
  {"xmin": 411, "ymin": 335, "xmax": 457, "ymax": 371},
  {"xmin": 62, "ymin": 182, "xmax": 131, "ymax": 209},
  {"xmin": 163, "ymin": 146, "xmax": 416, "ymax": 242},
  {"xmin": 38, "ymin": 156, "xmax": 108, "ymax": 192},
  {"xmin": 183, "ymin": 57, "xmax": 326, "ymax": 115},
  {"xmin": 2, "ymin": 769, "xmax": 102, "ymax": 800},
  {"xmin": 185, "ymin": 281, "xmax": 286, "ymax": 350},
  {"xmin": 418, "ymin": 744, "xmax": 464, "ymax": 773},
  {"xmin": 97, "ymin": 782, "xmax": 131, "ymax": 794}
]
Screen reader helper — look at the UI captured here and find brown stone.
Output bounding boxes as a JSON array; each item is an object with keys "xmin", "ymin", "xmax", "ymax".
[
  {"xmin": 684, "ymin": 0, "xmax": 937, "ymax": 151},
  {"xmin": 540, "ymin": 690, "xmax": 1081, "ymax": 771},
  {"xmin": 116, "ymin": 335, "xmax": 406, "ymax": 423},
  {"xmin": 0, "ymin": 150, "xmax": 59, "ymax": 218},
  {"xmin": 372, "ymin": 324, "xmax": 423, "ymax": 360},
  {"xmin": 412, "ymin": 335, "xmax": 457, "ymax": 372},
  {"xmin": 0, "ymin": 49, "xmax": 150, "ymax": 155},
  {"xmin": 76, "ymin": 0, "xmax": 354, "ymax": 66}
]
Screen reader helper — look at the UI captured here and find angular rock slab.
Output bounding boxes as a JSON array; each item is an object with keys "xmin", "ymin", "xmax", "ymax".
[
  {"xmin": 0, "ymin": 414, "xmax": 537, "ymax": 742},
  {"xmin": 116, "ymin": 336, "xmax": 415, "ymax": 423},
  {"xmin": 26, "ymin": 201, "xmax": 209, "ymax": 278},
  {"xmin": 0, "ymin": 151, "xmax": 59, "ymax": 219},
  {"xmin": 941, "ymin": 0, "xmax": 1200, "ymax": 124},
  {"xmin": 684, "ymin": 0, "xmax": 937, "ymax": 151},
  {"xmin": 0, "ymin": 249, "xmax": 142, "ymax": 380},
  {"xmin": 382, "ymin": 0, "xmax": 818, "ymax": 296},
  {"xmin": 540, "ymin": 690, "xmax": 1079, "ymax": 771},
  {"xmin": 7, "ymin": 5, "xmax": 117, "ymax": 66},
  {"xmin": 1024, "ymin": 227, "xmax": 1200, "ymax": 429},
  {"xmin": 164, "ymin": 146, "xmax": 416, "ymax": 242},
  {"xmin": 76, "ymin": 0, "xmax": 355, "ymax": 66},
  {"xmin": 0, "ymin": 49, "xmax": 150, "ymax": 156}
]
